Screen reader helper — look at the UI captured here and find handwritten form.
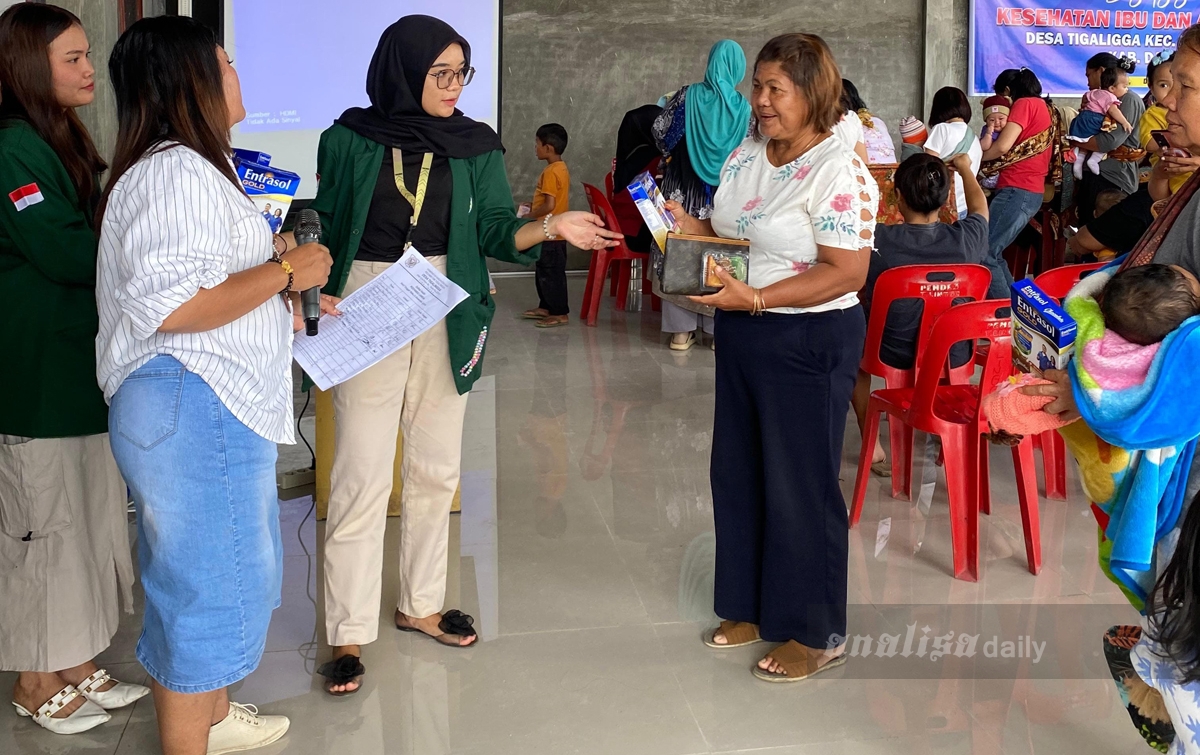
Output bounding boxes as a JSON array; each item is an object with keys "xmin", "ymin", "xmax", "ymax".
[{"xmin": 293, "ymin": 248, "xmax": 469, "ymax": 391}]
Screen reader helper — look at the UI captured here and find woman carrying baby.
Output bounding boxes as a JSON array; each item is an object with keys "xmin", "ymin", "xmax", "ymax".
[{"xmin": 1030, "ymin": 24, "xmax": 1200, "ymax": 752}]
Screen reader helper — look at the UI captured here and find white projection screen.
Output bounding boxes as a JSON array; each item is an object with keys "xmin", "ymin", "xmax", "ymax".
[{"xmin": 223, "ymin": 1, "xmax": 502, "ymax": 200}]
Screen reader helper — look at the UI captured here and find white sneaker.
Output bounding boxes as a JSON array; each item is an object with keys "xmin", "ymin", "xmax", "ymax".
[{"xmin": 206, "ymin": 702, "xmax": 289, "ymax": 755}]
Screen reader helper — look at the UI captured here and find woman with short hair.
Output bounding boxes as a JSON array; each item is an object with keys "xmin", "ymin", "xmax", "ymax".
[
  {"xmin": 0, "ymin": 3, "xmax": 148, "ymax": 735},
  {"xmin": 924, "ymin": 86, "xmax": 983, "ymax": 219},
  {"xmin": 97, "ymin": 15, "xmax": 335, "ymax": 754},
  {"xmin": 668, "ymin": 33, "xmax": 877, "ymax": 682}
]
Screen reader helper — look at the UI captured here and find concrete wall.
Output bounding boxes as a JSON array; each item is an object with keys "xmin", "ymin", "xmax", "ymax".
[{"xmin": 501, "ymin": 0, "xmax": 930, "ymax": 213}]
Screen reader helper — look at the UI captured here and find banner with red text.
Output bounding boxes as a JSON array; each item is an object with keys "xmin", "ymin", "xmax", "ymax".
[{"xmin": 971, "ymin": 0, "xmax": 1195, "ymax": 95}]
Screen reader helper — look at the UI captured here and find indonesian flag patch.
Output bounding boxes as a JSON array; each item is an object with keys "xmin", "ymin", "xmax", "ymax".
[{"xmin": 8, "ymin": 183, "xmax": 44, "ymax": 212}]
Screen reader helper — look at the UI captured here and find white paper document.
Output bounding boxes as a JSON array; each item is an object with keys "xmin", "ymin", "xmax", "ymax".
[{"xmin": 293, "ymin": 248, "xmax": 469, "ymax": 391}]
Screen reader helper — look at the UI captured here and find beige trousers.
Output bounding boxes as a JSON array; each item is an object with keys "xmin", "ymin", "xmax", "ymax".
[
  {"xmin": 323, "ymin": 258, "xmax": 470, "ymax": 647},
  {"xmin": 0, "ymin": 434, "xmax": 133, "ymax": 671}
]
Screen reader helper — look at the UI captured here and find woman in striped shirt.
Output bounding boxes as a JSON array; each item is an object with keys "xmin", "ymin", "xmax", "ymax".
[{"xmin": 95, "ymin": 17, "xmax": 336, "ymax": 755}]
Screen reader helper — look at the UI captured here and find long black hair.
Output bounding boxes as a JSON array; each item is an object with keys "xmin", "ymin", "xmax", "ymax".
[
  {"xmin": 994, "ymin": 68, "xmax": 1021, "ymax": 97},
  {"xmin": 1009, "ymin": 68, "xmax": 1043, "ymax": 100},
  {"xmin": 841, "ymin": 78, "xmax": 867, "ymax": 113},
  {"xmin": 99, "ymin": 15, "xmax": 240, "ymax": 223},
  {"xmin": 1088, "ymin": 52, "xmax": 1138, "ymax": 75},
  {"xmin": 1147, "ymin": 491, "xmax": 1200, "ymax": 682},
  {"xmin": 0, "ymin": 4, "xmax": 106, "ymax": 214}
]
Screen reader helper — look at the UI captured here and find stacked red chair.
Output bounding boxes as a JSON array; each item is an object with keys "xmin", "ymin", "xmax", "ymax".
[
  {"xmin": 858, "ymin": 265, "xmax": 990, "ymax": 501},
  {"xmin": 580, "ymin": 182, "xmax": 657, "ymax": 326},
  {"xmin": 851, "ymin": 300, "xmax": 1042, "ymax": 582}
]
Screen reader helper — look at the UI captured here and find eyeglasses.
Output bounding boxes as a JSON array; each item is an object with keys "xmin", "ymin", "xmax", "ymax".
[{"xmin": 428, "ymin": 66, "xmax": 475, "ymax": 90}]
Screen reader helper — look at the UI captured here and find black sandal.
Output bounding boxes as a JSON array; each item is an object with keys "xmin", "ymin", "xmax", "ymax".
[
  {"xmin": 317, "ymin": 654, "xmax": 365, "ymax": 697},
  {"xmin": 396, "ymin": 609, "xmax": 478, "ymax": 647}
]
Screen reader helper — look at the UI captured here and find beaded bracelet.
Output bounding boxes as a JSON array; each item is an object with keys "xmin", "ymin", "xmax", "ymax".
[
  {"xmin": 268, "ymin": 255, "xmax": 295, "ymax": 295},
  {"xmin": 542, "ymin": 213, "xmax": 558, "ymax": 240}
]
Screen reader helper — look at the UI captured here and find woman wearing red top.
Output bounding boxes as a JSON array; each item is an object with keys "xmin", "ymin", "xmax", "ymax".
[{"xmin": 980, "ymin": 69, "xmax": 1052, "ymax": 298}]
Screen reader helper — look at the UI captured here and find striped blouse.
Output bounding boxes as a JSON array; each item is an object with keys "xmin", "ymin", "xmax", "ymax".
[{"xmin": 96, "ymin": 144, "xmax": 295, "ymax": 444}]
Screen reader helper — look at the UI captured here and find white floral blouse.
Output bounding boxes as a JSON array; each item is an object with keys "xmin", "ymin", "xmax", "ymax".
[{"xmin": 710, "ymin": 134, "xmax": 879, "ymax": 314}]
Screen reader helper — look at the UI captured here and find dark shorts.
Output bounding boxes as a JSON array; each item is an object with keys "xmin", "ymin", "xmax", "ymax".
[{"xmin": 1087, "ymin": 184, "xmax": 1155, "ymax": 255}]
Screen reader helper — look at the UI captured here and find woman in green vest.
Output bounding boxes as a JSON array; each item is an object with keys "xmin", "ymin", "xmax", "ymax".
[
  {"xmin": 0, "ymin": 3, "xmax": 148, "ymax": 734},
  {"xmin": 313, "ymin": 15, "xmax": 619, "ymax": 695}
]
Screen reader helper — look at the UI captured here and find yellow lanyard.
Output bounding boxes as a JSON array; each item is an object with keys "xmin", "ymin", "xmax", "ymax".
[{"xmin": 392, "ymin": 147, "xmax": 433, "ymax": 249}]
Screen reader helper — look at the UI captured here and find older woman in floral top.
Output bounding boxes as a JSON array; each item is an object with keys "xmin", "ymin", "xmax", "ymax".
[{"xmin": 667, "ymin": 33, "xmax": 877, "ymax": 683}]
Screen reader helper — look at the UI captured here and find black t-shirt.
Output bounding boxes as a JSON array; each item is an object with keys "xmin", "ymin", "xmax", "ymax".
[
  {"xmin": 357, "ymin": 149, "xmax": 452, "ymax": 261},
  {"xmin": 861, "ymin": 213, "xmax": 989, "ymax": 370}
]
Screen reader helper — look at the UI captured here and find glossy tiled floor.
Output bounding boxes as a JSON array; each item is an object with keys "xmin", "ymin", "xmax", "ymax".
[{"xmin": 2, "ymin": 277, "xmax": 1149, "ymax": 754}]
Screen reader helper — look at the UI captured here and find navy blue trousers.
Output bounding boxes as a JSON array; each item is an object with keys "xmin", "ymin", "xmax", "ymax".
[{"xmin": 711, "ymin": 307, "xmax": 865, "ymax": 647}]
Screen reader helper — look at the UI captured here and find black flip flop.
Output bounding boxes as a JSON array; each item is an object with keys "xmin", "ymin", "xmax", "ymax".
[
  {"xmin": 317, "ymin": 654, "xmax": 365, "ymax": 696},
  {"xmin": 396, "ymin": 609, "xmax": 478, "ymax": 648}
]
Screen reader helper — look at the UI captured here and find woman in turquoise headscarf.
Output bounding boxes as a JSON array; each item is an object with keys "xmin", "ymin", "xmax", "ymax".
[{"xmin": 652, "ymin": 39, "xmax": 752, "ymax": 351}]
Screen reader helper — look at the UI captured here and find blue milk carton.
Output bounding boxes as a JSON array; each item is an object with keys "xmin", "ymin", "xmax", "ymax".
[
  {"xmin": 1010, "ymin": 280, "xmax": 1077, "ymax": 373},
  {"xmin": 626, "ymin": 171, "xmax": 675, "ymax": 253},
  {"xmin": 234, "ymin": 152, "xmax": 301, "ymax": 235}
]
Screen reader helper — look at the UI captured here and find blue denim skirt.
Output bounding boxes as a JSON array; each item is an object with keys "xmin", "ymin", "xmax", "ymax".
[{"xmin": 109, "ymin": 356, "xmax": 282, "ymax": 693}]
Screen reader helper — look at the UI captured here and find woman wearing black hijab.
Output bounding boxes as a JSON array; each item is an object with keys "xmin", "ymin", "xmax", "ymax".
[{"xmin": 311, "ymin": 15, "xmax": 619, "ymax": 695}]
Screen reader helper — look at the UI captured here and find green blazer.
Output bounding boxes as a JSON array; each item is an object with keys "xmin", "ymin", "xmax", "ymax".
[
  {"xmin": 309, "ymin": 124, "xmax": 539, "ymax": 395},
  {"xmin": 0, "ymin": 119, "xmax": 107, "ymax": 438}
]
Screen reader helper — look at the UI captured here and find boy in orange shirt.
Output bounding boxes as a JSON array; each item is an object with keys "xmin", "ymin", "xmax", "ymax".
[{"xmin": 522, "ymin": 124, "xmax": 571, "ymax": 327}]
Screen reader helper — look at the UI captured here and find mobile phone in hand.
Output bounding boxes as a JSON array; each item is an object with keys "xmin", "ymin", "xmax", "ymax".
[{"xmin": 1152, "ymin": 129, "xmax": 1193, "ymax": 157}]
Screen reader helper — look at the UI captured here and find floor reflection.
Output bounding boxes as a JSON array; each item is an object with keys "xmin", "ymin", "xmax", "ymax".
[{"xmin": 0, "ymin": 278, "xmax": 1147, "ymax": 755}]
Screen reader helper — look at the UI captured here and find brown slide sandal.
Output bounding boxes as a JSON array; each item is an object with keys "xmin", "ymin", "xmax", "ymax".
[
  {"xmin": 703, "ymin": 620, "xmax": 764, "ymax": 649},
  {"xmin": 752, "ymin": 640, "xmax": 846, "ymax": 683}
]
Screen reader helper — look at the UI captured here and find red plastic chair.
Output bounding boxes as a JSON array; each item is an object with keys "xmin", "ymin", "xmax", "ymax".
[
  {"xmin": 851, "ymin": 300, "xmax": 1042, "ymax": 582},
  {"xmin": 1029, "ymin": 262, "xmax": 1105, "ymax": 500},
  {"xmin": 860, "ymin": 264, "xmax": 991, "ymax": 501},
  {"xmin": 581, "ymin": 182, "xmax": 656, "ymax": 325}
]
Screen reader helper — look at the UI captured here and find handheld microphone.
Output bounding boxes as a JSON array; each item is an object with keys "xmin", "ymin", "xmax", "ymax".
[{"xmin": 293, "ymin": 209, "xmax": 322, "ymax": 336}]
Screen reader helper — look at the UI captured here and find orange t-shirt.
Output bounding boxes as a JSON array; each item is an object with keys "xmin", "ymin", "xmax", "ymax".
[{"xmin": 534, "ymin": 160, "xmax": 570, "ymax": 215}]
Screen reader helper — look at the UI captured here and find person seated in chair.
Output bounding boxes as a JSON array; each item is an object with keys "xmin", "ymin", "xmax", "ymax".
[{"xmin": 853, "ymin": 152, "xmax": 989, "ymax": 475}]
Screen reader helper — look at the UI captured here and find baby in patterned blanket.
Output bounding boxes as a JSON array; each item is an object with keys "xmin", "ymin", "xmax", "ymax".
[{"xmin": 985, "ymin": 264, "xmax": 1200, "ymax": 442}]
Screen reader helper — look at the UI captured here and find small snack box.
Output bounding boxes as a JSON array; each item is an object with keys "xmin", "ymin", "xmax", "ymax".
[
  {"xmin": 1010, "ymin": 280, "xmax": 1078, "ymax": 373},
  {"xmin": 626, "ymin": 171, "xmax": 675, "ymax": 253}
]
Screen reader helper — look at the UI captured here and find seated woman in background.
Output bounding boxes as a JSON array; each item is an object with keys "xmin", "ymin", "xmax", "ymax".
[
  {"xmin": 840, "ymin": 79, "xmax": 893, "ymax": 164},
  {"xmin": 853, "ymin": 153, "xmax": 989, "ymax": 474},
  {"xmin": 654, "ymin": 39, "xmax": 752, "ymax": 351},
  {"xmin": 1070, "ymin": 52, "xmax": 1198, "ymax": 261},
  {"xmin": 923, "ymin": 86, "xmax": 983, "ymax": 219}
]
